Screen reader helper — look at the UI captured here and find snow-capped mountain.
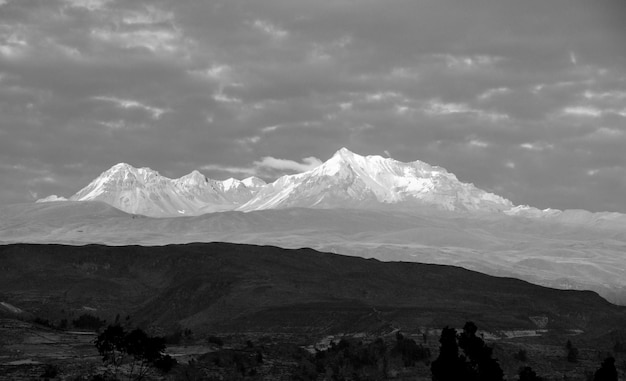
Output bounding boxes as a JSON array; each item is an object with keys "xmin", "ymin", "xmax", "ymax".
[
  {"xmin": 238, "ymin": 148, "xmax": 513, "ymax": 212},
  {"xmin": 39, "ymin": 148, "xmax": 514, "ymax": 217},
  {"xmin": 50, "ymin": 163, "xmax": 265, "ymax": 217}
]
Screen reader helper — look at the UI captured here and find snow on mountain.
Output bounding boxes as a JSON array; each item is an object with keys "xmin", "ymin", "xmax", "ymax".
[
  {"xmin": 39, "ymin": 148, "xmax": 518, "ymax": 216},
  {"xmin": 237, "ymin": 148, "xmax": 514, "ymax": 212},
  {"xmin": 242, "ymin": 176, "xmax": 266, "ymax": 190},
  {"xmin": 52, "ymin": 163, "xmax": 261, "ymax": 217},
  {"xmin": 35, "ymin": 195, "xmax": 68, "ymax": 203}
]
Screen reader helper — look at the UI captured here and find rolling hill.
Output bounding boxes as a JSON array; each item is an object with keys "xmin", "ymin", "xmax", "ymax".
[{"xmin": 1, "ymin": 242, "xmax": 624, "ymax": 338}]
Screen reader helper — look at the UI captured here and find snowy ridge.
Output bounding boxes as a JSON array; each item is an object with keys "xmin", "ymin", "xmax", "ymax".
[
  {"xmin": 238, "ymin": 148, "xmax": 514, "ymax": 212},
  {"xmin": 40, "ymin": 148, "xmax": 519, "ymax": 217},
  {"xmin": 48, "ymin": 163, "xmax": 266, "ymax": 217}
]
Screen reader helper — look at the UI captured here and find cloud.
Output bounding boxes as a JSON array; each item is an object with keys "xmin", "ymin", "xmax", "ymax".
[
  {"xmin": 1, "ymin": 0, "xmax": 626, "ymax": 212},
  {"xmin": 468, "ymin": 139, "xmax": 489, "ymax": 148},
  {"xmin": 583, "ymin": 90, "xmax": 626, "ymax": 101},
  {"xmin": 423, "ymin": 99, "xmax": 509, "ymax": 121},
  {"xmin": 200, "ymin": 164, "xmax": 257, "ymax": 177},
  {"xmin": 252, "ymin": 19, "xmax": 288, "ymax": 40},
  {"xmin": 478, "ymin": 87, "xmax": 510, "ymax": 101},
  {"xmin": 91, "ymin": 28, "xmax": 183, "ymax": 54},
  {"xmin": 561, "ymin": 106, "xmax": 604, "ymax": 117},
  {"xmin": 63, "ymin": 0, "xmax": 112, "ymax": 11},
  {"xmin": 254, "ymin": 156, "xmax": 323, "ymax": 173},
  {"xmin": 520, "ymin": 142, "xmax": 554, "ymax": 151},
  {"xmin": 92, "ymin": 96, "xmax": 169, "ymax": 119},
  {"xmin": 434, "ymin": 54, "xmax": 504, "ymax": 71}
]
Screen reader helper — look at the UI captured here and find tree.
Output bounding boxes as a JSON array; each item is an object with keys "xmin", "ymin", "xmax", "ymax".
[
  {"xmin": 432, "ymin": 322, "xmax": 504, "ymax": 381},
  {"xmin": 458, "ymin": 322, "xmax": 504, "ymax": 381},
  {"xmin": 73, "ymin": 313, "xmax": 106, "ymax": 330},
  {"xmin": 566, "ymin": 346, "xmax": 579, "ymax": 363},
  {"xmin": 519, "ymin": 366, "xmax": 544, "ymax": 381},
  {"xmin": 594, "ymin": 356, "xmax": 618, "ymax": 381},
  {"xmin": 95, "ymin": 325, "xmax": 127, "ymax": 376},
  {"xmin": 393, "ymin": 331, "xmax": 431, "ymax": 367},
  {"xmin": 431, "ymin": 326, "xmax": 467, "ymax": 380},
  {"xmin": 94, "ymin": 325, "xmax": 176, "ymax": 380},
  {"xmin": 124, "ymin": 328, "xmax": 167, "ymax": 380}
]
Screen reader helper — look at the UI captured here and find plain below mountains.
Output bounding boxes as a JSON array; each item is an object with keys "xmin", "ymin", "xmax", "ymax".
[{"xmin": 2, "ymin": 201, "xmax": 626, "ymax": 305}]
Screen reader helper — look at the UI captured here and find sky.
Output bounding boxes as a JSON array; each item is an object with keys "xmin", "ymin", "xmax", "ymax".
[{"xmin": 0, "ymin": 0, "xmax": 625, "ymax": 213}]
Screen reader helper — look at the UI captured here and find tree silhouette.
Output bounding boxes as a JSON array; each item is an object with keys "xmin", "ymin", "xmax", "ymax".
[
  {"xmin": 565, "ymin": 340, "xmax": 579, "ymax": 363},
  {"xmin": 594, "ymin": 356, "xmax": 618, "ymax": 381},
  {"xmin": 431, "ymin": 326, "xmax": 466, "ymax": 380},
  {"xmin": 432, "ymin": 322, "xmax": 503, "ymax": 381},
  {"xmin": 458, "ymin": 322, "xmax": 504, "ymax": 381},
  {"xmin": 94, "ymin": 325, "xmax": 175, "ymax": 380},
  {"xmin": 95, "ymin": 325, "xmax": 127, "ymax": 376},
  {"xmin": 124, "ymin": 328, "xmax": 167, "ymax": 380},
  {"xmin": 519, "ymin": 366, "xmax": 544, "ymax": 381}
]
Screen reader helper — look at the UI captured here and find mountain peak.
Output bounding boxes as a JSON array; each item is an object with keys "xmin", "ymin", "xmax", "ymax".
[
  {"xmin": 335, "ymin": 146, "xmax": 355, "ymax": 155},
  {"xmin": 222, "ymin": 177, "xmax": 243, "ymax": 191},
  {"xmin": 110, "ymin": 162, "xmax": 135, "ymax": 170},
  {"xmin": 178, "ymin": 170, "xmax": 208, "ymax": 186},
  {"xmin": 332, "ymin": 147, "xmax": 362, "ymax": 160},
  {"xmin": 240, "ymin": 149, "xmax": 514, "ymax": 212},
  {"xmin": 242, "ymin": 176, "xmax": 266, "ymax": 189},
  {"xmin": 40, "ymin": 151, "xmax": 516, "ymax": 216}
]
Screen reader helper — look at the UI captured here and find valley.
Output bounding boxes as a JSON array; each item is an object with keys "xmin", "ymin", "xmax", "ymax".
[{"xmin": 1, "ymin": 243, "xmax": 626, "ymax": 380}]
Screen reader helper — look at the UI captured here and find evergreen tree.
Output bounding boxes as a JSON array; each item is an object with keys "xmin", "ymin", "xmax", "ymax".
[
  {"xmin": 458, "ymin": 322, "xmax": 504, "ymax": 381},
  {"xmin": 432, "ymin": 322, "xmax": 504, "ymax": 381},
  {"xmin": 431, "ymin": 326, "xmax": 466, "ymax": 380}
]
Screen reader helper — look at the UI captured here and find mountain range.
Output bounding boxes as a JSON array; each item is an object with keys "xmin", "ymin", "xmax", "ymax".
[
  {"xmin": 38, "ymin": 148, "xmax": 517, "ymax": 217},
  {"xmin": 13, "ymin": 147, "xmax": 626, "ymax": 305}
]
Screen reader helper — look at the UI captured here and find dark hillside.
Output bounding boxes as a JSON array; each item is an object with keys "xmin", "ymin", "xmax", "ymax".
[{"xmin": 0, "ymin": 242, "xmax": 623, "ymax": 338}]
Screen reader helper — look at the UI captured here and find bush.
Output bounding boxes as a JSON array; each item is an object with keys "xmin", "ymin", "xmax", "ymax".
[
  {"xmin": 94, "ymin": 325, "xmax": 176, "ymax": 380},
  {"xmin": 519, "ymin": 366, "xmax": 544, "ymax": 381},
  {"xmin": 567, "ymin": 347, "xmax": 579, "ymax": 363},
  {"xmin": 515, "ymin": 349, "xmax": 528, "ymax": 362},
  {"xmin": 613, "ymin": 340, "xmax": 626, "ymax": 353},
  {"xmin": 73, "ymin": 314, "xmax": 106, "ymax": 330},
  {"xmin": 393, "ymin": 334, "xmax": 430, "ymax": 366},
  {"xmin": 40, "ymin": 363, "xmax": 59, "ymax": 378},
  {"xmin": 34, "ymin": 317, "xmax": 54, "ymax": 328},
  {"xmin": 207, "ymin": 336, "xmax": 224, "ymax": 347}
]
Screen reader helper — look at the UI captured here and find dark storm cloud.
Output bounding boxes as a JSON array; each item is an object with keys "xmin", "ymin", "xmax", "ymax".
[{"xmin": 0, "ymin": 0, "xmax": 625, "ymax": 212}]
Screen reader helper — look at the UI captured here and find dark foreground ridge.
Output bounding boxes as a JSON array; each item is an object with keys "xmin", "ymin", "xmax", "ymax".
[
  {"xmin": 1, "ymin": 242, "xmax": 623, "ymax": 336},
  {"xmin": 2, "ymin": 243, "xmax": 626, "ymax": 380}
]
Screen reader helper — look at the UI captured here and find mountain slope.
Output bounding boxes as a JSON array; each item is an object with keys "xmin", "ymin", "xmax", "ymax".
[
  {"xmin": 238, "ymin": 148, "xmax": 513, "ymax": 212},
  {"xmin": 4, "ymin": 202, "xmax": 626, "ymax": 304},
  {"xmin": 1, "ymin": 242, "xmax": 624, "ymax": 337},
  {"xmin": 51, "ymin": 163, "xmax": 266, "ymax": 217},
  {"xmin": 38, "ymin": 148, "xmax": 514, "ymax": 216}
]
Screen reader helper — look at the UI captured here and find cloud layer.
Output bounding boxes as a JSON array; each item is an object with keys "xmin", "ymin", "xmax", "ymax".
[{"xmin": 1, "ymin": 0, "xmax": 625, "ymax": 212}]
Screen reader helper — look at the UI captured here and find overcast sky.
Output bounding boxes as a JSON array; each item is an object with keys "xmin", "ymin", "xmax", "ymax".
[{"xmin": 1, "ymin": 0, "xmax": 625, "ymax": 212}]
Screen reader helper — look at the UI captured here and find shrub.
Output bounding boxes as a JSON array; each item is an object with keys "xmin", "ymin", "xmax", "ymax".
[
  {"xmin": 519, "ymin": 366, "xmax": 544, "ymax": 381},
  {"xmin": 515, "ymin": 349, "xmax": 528, "ymax": 362},
  {"xmin": 40, "ymin": 363, "xmax": 59, "ymax": 378},
  {"xmin": 94, "ymin": 325, "xmax": 177, "ymax": 380},
  {"xmin": 73, "ymin": 314, "xmax": 106, "ymax": 330},
  {"xmin": 207, "ymin": 336, "xmax": 224, "ymax": 347}
]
